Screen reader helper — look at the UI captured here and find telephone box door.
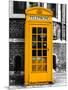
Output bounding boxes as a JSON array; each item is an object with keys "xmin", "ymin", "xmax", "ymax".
[{"xmin": 27, "ymin": 24, "xmax": 53, "ymax": 84}]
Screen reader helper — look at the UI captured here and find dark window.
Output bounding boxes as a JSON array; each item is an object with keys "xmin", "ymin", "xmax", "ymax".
[
  {"xmin": 32, "ymin": 42, "xmax": 36, "ymax": 48},
  {"xmin": 38, "ymin": 50, "xmax": 42, "ymax": 56},
  {"xmin": 32, "ymin": 27, "xmax": 36, "ymax": 34},
  {"xmin": 29, "ymin": 2, "xmax": 38, "ymax": 7},
  {"xmin": 43, "ymin": 28, "xmax": 47, "ymax": 33},
  {"xmin": 47, "ymin": 4, "xmax": 56, "ymax": 17},
  {"xmin": 38, "ymin": 35, "xmax": 42, "ymax": 41},
  {"xmin": 43, "ymin": 35, "xmax": 47, "ymax": 41},
  {"xmin": 38, "ymin": 42, "xmax": 42, "ymax": 48},
  {"xmin": 43, "ymin": 50, "xmax": 47, "ymax": 56},
  {"xmin": 40, "ymin": 3, "xmax": 44, "ymax": 7},
  {"xmin": 32, "ymin": 50, "xmax": 36, "ymax": 56},
  {"xmin": 13, "ymin": 1, "xmax": 26, "ymax": 14},
  {"xmin": 32, "ymin": 35, "xmax": 36, "ymax": 41},
  {"xmin": 38, "ymin": 27, "xmax": 42, "ymax": 34}
]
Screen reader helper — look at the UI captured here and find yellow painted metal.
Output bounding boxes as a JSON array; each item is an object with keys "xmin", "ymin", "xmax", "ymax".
[{"xmin": 25, "ymin": 7, "xmax": 53, "ymax": 85}]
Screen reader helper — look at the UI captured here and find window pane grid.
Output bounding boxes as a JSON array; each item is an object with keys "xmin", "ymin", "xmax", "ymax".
[
  {"xmin": 32, "ymin": 27, "xmax": 47, "ymax": 72},
  {"xmin": 42, "ymin": 32, "xmax": 44, "ymax": 71}
]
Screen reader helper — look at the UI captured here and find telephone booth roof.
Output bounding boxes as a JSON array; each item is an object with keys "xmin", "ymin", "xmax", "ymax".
[{"xmin": 25, "ymin": 7, "xmax": 53, "ymax": 16}]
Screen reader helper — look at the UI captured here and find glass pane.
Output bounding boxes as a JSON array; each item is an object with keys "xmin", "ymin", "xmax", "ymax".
[
  {"xmin": 43, "ymin": 65, "xmax": 47, "ymax": 71},
  {"xmin": 43, "ymin": 57, "xmax": 47, "ymax": 63},
  {"xmin": 32, "ymin": 65, "xmax": 36, "ymax": 71},
  {"xmin": 32, "ymin": 27, "xmax": 36, "ymax": 34},
  {"xmin": 37, "ymin": 65, "xmax": 42, "ymax": 71},
  {"xmin": 43, "ymin": 42, "xmax": 47, "ymax": 48},
  {"xmin": 37, "ymin": 57, "xmax": 42, "ymax": 63},
  {"xmin": 32, "ymin": 57, "xmax": 36, "ymax": 63},
  {"xmin": 38, "ymin": 42, "xmax": 42, "ymax": 48},
  {"xmin": 43, "ymin": 35, "xmax": 47, "ymax": 41},
  {"xmin": 13, "ymin": 1, "xmax": 26, "ymax": 14},
  {"xmin": 38, "ymin": 50, "xmax": 42, "ymax": 56},
  {"xmin": 32, "ymin": 35, "xmax": 36, "ymax": 41},
  {"xmin": 47, "ymin": 4, "xmax": 56, "ymax": 17},
  {"xmin": 32, "ymin": 57, "xmax": 36, "ymax": 60},
  {"xmin": 38, "ymin": 35, "xmax": 42, "ymax": 41},
  {"xmin": 40, "ymin": 3, "xmax": 44, "ymax": 7},
  {"xmin": 37, "ymin": 57, "xmax": 42, "ymax": 60},
  {"xmin": 43, "ymin": 28, "xmax": 47, "ymax": 33},
  {"xmin": 43, "ymin": 50, "xmax": 47, "ymax": 56},
  {"xmin": 32, "ymin": 50, "xmax": 36, "ymax": 56},
  {"xmin": 45, "ymin": 65, "xmax": 47, "ymax": 71},
  {"xmin": 29, "ymin": 2, "xmax": 38, "ymax": 7},
  {"xmin": 38, "ymin": 27, "xmax": 42, "ymax": 34},
  {"xmin": 32, "ymin": 42, "xmax": 36, "ymax": 48}
]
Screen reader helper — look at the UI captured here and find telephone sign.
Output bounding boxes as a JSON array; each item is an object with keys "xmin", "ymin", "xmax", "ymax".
[{"xmin": 30, "ymin": 16, "xmax": 49, "ymax": 20}]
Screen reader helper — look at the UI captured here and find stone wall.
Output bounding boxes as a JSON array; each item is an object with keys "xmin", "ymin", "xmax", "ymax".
[
  {"xmin": 9, "ymin": 42, "xmax": 24, "ymax": 85},
  {"xmin": 53, "ymin": 43, "xmax": 66, "ymax": 70}
]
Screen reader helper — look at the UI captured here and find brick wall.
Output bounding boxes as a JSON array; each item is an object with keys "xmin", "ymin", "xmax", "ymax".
[{"xmin": 9, "ymin": 18, "xmax": 25, "ymax": 38}]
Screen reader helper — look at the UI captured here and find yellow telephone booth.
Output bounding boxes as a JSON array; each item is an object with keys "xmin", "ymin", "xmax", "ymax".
[{"xmin": 25, "ymin": 7, "xmax": 53, "ymax": 85}]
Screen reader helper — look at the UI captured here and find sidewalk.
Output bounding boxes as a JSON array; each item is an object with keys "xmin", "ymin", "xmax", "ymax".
[{"xmin": 9, "ymin": 71, "xmax": 67, "ymax": 89}]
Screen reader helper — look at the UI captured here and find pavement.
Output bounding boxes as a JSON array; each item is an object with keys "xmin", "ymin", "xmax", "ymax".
[
  {"xmin": 53, "ymin": 71, "xmax": 67, "ymax": 86},
  {"xmin": 9, "ymin": 71, "xmax": 67, "ymax": 89}
]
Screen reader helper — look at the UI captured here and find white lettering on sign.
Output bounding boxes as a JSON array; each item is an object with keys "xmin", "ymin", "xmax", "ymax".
[{"xmin": 30, "ymin": 16, "xmax": 49, "ymax": 20}]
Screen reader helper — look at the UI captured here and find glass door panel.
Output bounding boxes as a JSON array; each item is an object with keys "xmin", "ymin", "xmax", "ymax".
[{"xmin": 32, "ymin": 27, "xmax": 47, "ymax": 72}]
